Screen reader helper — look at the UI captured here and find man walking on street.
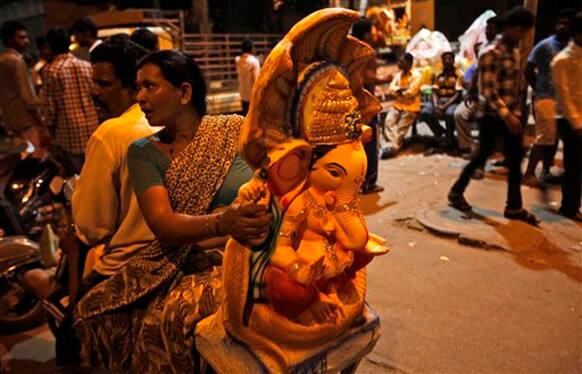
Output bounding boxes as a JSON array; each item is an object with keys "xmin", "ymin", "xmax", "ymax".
[
  {"xmin": 551, "ymin": 11, "xmax": 582, "ymax": 222},
  {"xmin": 448, "ymin": 6, "xmax": 540, "ymax": 225},
  {"xmin": 453, "ymin": 16, "xmax": 502, "ymax": 175},
  {"xmin": 523, "ymin": 9, "xmax": 577, "ymax": 187},
  {"xmin": 41, "ymin": 27, "xmax": 99, "ymax": 176},
  {"xmin": 0, "ymin": 21, "xmax": 43, "ymax": 151}
]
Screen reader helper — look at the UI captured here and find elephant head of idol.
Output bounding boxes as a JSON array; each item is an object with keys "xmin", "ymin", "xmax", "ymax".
[{"xmin": 293, "ymin": 62, "xmax": 370, "ymax": 252}]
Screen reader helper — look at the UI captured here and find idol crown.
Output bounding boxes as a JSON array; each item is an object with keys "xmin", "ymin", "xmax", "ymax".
[{"xmin": 298, "ymin": 66, "xmax": 363, "ymax": 145}]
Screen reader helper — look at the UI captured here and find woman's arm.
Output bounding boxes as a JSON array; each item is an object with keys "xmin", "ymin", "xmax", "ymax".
[{"xmin": 138, "ymin": 186, "xmax": 272, "ymax": 245}]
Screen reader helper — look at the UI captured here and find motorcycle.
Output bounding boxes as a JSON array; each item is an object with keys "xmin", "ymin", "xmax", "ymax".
[{"xmin": 0, "ymin": 138, "xmax": 67, "ymax": 334}]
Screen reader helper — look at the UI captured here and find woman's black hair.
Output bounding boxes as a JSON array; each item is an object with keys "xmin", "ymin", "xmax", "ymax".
[
  {"xmin": 137, "ymin": 50, "xmax": 207, "ymax": 116},
  {"xmin": 90, "ymin": 36, "xmax": 148, "ymax": 89}
]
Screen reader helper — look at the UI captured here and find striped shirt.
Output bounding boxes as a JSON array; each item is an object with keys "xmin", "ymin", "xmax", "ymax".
[
  {"xmin": 477, "ymin": 35, "xmax": 523, "ymax": 119},
  {"xmin": 40, "ymin": 53, "xmax": 99, "ymax": 154},
  {"xmin": 434, "ymin": 68, "xmax": 463, "ymax": 98}
]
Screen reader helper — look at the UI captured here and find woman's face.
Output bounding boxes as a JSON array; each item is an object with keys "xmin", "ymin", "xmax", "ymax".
[{"xmin": 136, "ymin": 63, "xmax": 185, "ymax": 126}]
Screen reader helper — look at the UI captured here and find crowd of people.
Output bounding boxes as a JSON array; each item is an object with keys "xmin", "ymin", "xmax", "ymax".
[
  {"xmin": 0, "ymin": 4, "xmax": 580, "ymax": 372},
  {"xmin": 354, "ymin": 7, "xmax": 581, "ymax": 224},
  {"xmin": 0, "ymin": 17, "xmax": 160, "ymax": 175},
  {"xmin": 1, "ymin": 16, "xmax": 271, "ymax": 371}
]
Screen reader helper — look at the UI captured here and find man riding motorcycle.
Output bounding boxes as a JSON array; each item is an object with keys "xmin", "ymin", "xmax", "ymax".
[{"xmin": 56, "ymin": 35, "xmax": 157, "ymax": 365}]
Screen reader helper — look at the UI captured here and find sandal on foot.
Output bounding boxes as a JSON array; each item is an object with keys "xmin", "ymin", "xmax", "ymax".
[
  {"xmin": 447, "ymin": 191, "xmax": 472, "ymax": 212},
  {"xmin": 504, "ymin": 208, "xmax": 541, "ymax": 226}
]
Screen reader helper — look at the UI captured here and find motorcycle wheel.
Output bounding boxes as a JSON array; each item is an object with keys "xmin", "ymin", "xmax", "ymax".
[{"xmin": 0, "ymin": 274, "xmax": 46, "ymax": 335}]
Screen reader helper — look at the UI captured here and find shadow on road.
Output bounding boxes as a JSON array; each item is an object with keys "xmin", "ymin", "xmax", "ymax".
[{"xmin": 466, "ymin": 210, "xmax": 582, "ymax": 284}]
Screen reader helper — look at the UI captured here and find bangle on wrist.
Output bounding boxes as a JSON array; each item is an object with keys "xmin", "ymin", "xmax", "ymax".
[{"xmin": 214, "ymin": 212, "xmax": 223, "ymax": 236}]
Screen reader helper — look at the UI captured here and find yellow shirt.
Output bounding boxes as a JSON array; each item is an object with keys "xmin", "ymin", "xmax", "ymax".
[
  {"xmin": 389, "ymin": 69, "xmax": 422, "ymax": 113},
  {"xmin": 72, "ymin": 104, "xmax": 158, "ymax": 275}
]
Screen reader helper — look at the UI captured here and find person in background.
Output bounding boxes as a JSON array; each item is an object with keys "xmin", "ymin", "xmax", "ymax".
[
  {"xmin": 381, "ymin": 52, "xmax": 422, "ymax": 159},
  {"xmin": 485, "ymin": 16, "xmax": 502, "ymax": 44},
  {"xmin": 459, "ymin": 17, "xmax": 503, "ymax": 143},
  {"xmin": 454, "ymin": 42, "xmax": 482, "ymax": 158},
  {"xmin": 0, "ymin": 21, "xmax": 43, "ymax": 152},
  {"xmin": 418, "ymin": 51, "xmax": 463, "ymax": 154},
  {"xmin": 448, "ymin": 6, "xmax": 539, "ymax": 225},
  {"xmin": 235, "ymin": 37, "xmax": 260, "ymax": 115},
  {"xmin": 41, "ymin": 27, "xmax": 99, "ymax": 176},
  {"xmin": 454, "ymin": 17, "xmax": 504, "ymax": 176},
  {"xmin": 523, "ymin": 9, "xmax": 577, "ymax": 187},
  {"xmin": 32, "ymin": 35, "xmax": 54, "ymax": 92},
  {"xmin": 130, "ymin": 28, "xmax": 159, "ymax": 51},
  {"xmin": 71, "ymin": 17, "xmax": 101, "ymax": 61},
  {"xmin": 352, "ymin": 16, "xmax": 393, "ymax": 194},
  {"xmin": 551, "ymin": 10, "xmax": 582, "ymax": 222}
]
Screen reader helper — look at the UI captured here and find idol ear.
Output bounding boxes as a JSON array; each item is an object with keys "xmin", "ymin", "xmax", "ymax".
[{"xmin": 267, "ymin": 140, "xmax": 312, "ymax": 197}]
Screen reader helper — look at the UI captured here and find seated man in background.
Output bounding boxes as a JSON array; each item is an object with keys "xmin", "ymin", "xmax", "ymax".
[
  {"xmin": 381, "ymin": 53, "xmax": 422, "ymax": 158},
  {"xmin": 419, "ymin": 51, "xmax": 463, "ymax": 154},
  {"xmin": 454, "ymin": 43, "xmax": 481, "ymax": 157},
  {"xmin": 454, "ymin": 43, "xmax": 486, "ymax": 179}
]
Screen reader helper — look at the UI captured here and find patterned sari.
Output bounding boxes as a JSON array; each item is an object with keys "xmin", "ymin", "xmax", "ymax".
[{"xmin": 74, "ymin": 115, "xmax": 245, "ymax": 373}]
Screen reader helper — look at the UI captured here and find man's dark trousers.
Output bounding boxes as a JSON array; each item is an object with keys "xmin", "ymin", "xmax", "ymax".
[
  {"xmin": 451, "ymin": 113, "xmax": 524, "ymax": 210},
  {"xmin": 558, "ymin": 119, "xmax": 581, "ymax": 215},
  {"xmin": 364, "ymin": 116, "xmax": 379, "ymax": 189}
]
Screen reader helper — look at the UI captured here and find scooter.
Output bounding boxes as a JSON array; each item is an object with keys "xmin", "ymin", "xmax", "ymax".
[{"xmin": 0, "ymin": 138, "xmax": 66, "ymax": 334}]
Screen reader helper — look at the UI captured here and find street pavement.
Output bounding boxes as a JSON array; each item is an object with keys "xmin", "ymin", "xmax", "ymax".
[
  {"xmin": 1, "ymin": 134, "xmax": 581, "ymax": 373},
  {"xmin": 357, "ymin": 139, "xmax": 581, "ymax": 373}
]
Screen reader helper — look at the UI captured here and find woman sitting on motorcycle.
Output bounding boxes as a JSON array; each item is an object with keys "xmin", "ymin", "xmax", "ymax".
[{"xmin": 73, "ymin": 50, "xmax": 272, "ymax": 373}]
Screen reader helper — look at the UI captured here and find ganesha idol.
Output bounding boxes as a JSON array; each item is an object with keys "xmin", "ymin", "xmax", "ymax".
[{"xmin": 195, "ymin": 8, "xmax": 389, "ymax": 373}]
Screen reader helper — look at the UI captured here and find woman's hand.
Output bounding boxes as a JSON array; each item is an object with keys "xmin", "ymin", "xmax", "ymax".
[{"xmin": 219, "ymin": 203, "xmax": 272, "ymax": 243}]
